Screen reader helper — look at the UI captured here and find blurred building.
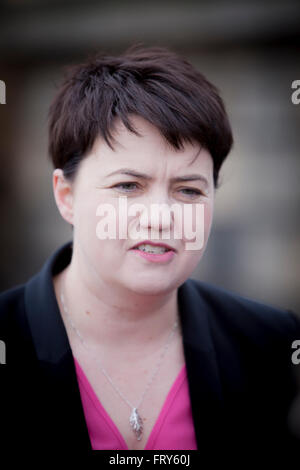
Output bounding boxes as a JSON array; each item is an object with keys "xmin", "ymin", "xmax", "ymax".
[{"xmin": 0, "ymin": 0, "xmax": 300, "ymax": 312}]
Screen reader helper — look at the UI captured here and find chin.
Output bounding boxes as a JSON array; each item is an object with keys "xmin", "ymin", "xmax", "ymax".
[{"xmin": 126, "ymin": 279, "xmax": 176, "ymax": 296}]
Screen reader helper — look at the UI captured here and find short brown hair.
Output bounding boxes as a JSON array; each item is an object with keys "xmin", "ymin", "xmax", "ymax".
[{"xmin": 47, "ymin": 44, "xmax": 233, "ymax": 188}]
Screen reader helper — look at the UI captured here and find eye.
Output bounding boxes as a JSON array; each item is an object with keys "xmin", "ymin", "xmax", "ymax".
[
  {"xmin": 112, "ymin": 182, "xmax": 140, "ymax": 192},
  {"xmin": 179, "ymin": 188, "xmax": 203, "ymax": 197}
]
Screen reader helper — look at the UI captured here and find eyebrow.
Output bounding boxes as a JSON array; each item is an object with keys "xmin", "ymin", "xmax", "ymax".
[{"xmin": 106, "ymin": 168, "xmax": 209, "ymax": 188}]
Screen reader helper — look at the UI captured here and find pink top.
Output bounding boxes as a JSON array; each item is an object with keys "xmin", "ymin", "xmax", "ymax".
[{"xmin": 73, "ymin": 356, "xmax": 198, "ymax": 450}]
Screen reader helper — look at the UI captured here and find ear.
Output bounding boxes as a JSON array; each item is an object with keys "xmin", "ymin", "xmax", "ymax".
[{"xmin": 52, "ymin": 169, "xmax": 74, "ymax": 225}]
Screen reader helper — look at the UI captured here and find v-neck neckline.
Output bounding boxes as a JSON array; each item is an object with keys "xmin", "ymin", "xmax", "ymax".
[{"xmin": 73, "ymin": 356, "xmax": 187, "ymax": 450}]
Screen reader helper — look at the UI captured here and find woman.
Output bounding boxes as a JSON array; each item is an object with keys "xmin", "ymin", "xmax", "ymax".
[{"xmin": 0, "ymin": 44, "xmax": 300, "ymax": 457}]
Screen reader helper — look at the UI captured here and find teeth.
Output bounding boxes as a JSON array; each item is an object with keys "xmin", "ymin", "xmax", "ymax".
[{"xmin": 137, "ymin": 243, "xmax": 169, "ymax": 254}]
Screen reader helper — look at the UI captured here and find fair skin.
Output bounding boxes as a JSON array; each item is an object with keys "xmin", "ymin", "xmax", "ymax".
[{"xmin": 52, "ymin": 115, "xmax": 215, "ymax": 363}]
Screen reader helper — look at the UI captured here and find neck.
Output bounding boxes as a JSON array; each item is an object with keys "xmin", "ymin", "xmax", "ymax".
[{"xmin": 54, "ymin": 251, "xmax": 180, "ymax": 354}]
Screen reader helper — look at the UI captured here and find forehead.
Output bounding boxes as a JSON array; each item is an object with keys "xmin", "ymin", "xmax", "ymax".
[{"xmin": 87, "ymin": 115, "xmax": 213, "ymax": 177}]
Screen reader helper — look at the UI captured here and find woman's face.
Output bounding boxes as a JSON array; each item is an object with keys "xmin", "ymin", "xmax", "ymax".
[{"xmin": 55, "ymin": 115, "xmax": 215, "ymax": 295}]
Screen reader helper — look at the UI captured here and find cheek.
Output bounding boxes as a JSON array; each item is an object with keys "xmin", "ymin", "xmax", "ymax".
[
  {"xmin": 179, "ymin": 205, "xmax": 212, "ymax": 272},
  {"xmin": 178, "ymin": 201, "xmax": 213, "ymax": 246},
  {"xmin": 203, "ymin": 201, "xmax": 214, "ymax": 238},
  {"xmin": 75, "ymin": 191, "xmax": 116, "ymax": 239},
  {"xmin": 75, "ymin": 199, "xmax": 99, "ymax": 241}
]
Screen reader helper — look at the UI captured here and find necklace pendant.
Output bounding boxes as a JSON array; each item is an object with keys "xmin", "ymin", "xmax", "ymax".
[{"xmin": 129, "ymin": 407, "xmax": 143, "ymax": 440}]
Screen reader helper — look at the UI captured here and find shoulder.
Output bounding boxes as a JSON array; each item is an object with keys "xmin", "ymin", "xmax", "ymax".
[
  {"xmin": 0, "ymin": 282, "xmax": 38, "ymax": 364},
  {"xmin": 0, "ymin": 241, "xmax": 72, "ymax": 332},
  {"xmin": 0, "ymin": 283, "xmax": 26, "ymax": 327},
  {"xmin": 0, "ymin": 284, "xmax": 25, "ymax": 337},
  {"xmin": 186, "ymin": 277, "xmax": 300, "ymax": 342}
]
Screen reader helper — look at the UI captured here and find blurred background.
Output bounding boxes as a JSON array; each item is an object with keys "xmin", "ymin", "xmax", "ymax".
[{"xmin": 0, "ymin": 0, "xmax": 299, "ymax": 312}]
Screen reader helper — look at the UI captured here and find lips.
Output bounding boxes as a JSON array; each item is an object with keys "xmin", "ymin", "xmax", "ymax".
[{"xmin": 131, "ymin": 240, "xmax": 176, "ymax": 252}]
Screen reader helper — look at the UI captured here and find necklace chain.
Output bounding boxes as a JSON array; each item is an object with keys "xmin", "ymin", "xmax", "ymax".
[{"xmin": 59, "ymin": 289, "xmax": 179, "ymax": 441}]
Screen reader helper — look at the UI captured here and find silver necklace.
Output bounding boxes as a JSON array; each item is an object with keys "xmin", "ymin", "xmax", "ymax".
[{"xmin": 60, "ymin": 289, "xmax": 179, "ymax": 441}]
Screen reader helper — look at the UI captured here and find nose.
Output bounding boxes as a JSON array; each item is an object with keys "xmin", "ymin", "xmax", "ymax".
[{"xmin": 139, "ymin": 198, "xmax": 175, "ymax": 238}]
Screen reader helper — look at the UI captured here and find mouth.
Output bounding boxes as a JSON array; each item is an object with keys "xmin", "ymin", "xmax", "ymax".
[
  {"xmin": 130, "ymin": 240, "xmax": 176, "ymax": 255},
  {"xmin": 129, "ymin": 241, "xmax": 176, "ymax": 263}
]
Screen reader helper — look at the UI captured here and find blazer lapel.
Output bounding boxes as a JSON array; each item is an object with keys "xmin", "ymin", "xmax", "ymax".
[
  {"xmin": 178, "ymin": 280, "xmax": 225, "ymax": 450},
  {"xmin": 24, "ymin": 243, "xmax": 92, "ymax": 450}
]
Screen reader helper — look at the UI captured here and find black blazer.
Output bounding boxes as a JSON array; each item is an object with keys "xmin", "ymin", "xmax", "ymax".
[{"xmin": 1, "ymin": 240, "xmax": 300, "ymax": 458}]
